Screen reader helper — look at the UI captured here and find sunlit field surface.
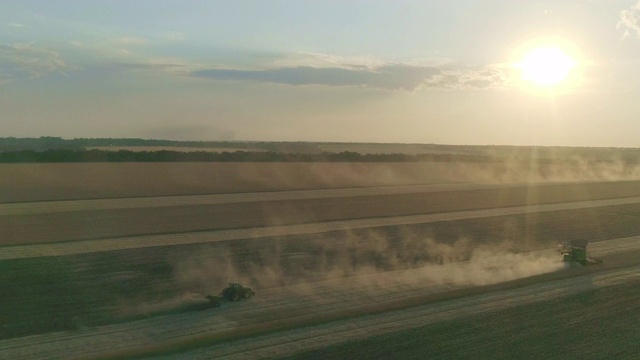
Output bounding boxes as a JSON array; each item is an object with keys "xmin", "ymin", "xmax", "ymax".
[{"xmin": 2, "ymin": 160, "xmax": 640, "ymax": 358}]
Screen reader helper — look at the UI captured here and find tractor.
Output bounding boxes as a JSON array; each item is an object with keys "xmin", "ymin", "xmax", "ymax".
[
  {"xmin": 206, "ymin": 282, "xmax": 255, "ymax": 307},
  {"xmin": 221, "ymin": 282, "xmax": 255, "ymax": 301},
  {"xmin": 559, "ymin": 239, "xmax": 602, "ymax": 266}
]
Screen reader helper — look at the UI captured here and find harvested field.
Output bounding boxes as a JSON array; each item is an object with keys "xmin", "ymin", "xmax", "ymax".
[
  {"xmin": 282, "ymin": 273, "xmax": 640, "ymax": 360},
  {"xmin": 1, "ymin": 162, "xmax": 640, "ymax": 359},
  {"xmin": 4, "ymin": 181, "xmax": 640, "ymax": 246}
]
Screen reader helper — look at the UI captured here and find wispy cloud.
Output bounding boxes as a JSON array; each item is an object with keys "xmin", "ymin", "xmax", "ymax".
[
  {"xmin": 112, "ymin": 57, "xmax": 198, "ymax": 75},
  {"xmin": 115, "ymin": 36, "xmax": 147, "ymax": 46},
  {"xmin": 190, "ymin": 58, "xmax": 510, "ymax": 92},
  {"xmin": 269, "ymin": 52, "xmax": 387, "ymax": 70},
  {"xmin": 101, "ymin": 37, "xmax": 149, "ymax": 57},
  {"xmin": 428, "ymin": 66, "xmax": 511, "ymax": 90},
  {"xmin": 0, "ymin": 43, "xmax": 66, "ymax": 83},
  {"xmin": 191, "ymin": 64, "xmax": 441, "ymax": 91},
  {"xmin": 618, "ymin": 0, "xmax": 640, "ymax": 38},
  {"xmin": 7, "ymin": 23, "xmax": 27, "ymax": 28}
]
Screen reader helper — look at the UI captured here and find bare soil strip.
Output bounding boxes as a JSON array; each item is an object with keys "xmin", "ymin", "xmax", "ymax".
[
  {"xmin": 0, "ymin": 183, "xmax": 519, "ymax": 215},
  {"xmin": 0, "ymin": 162, "xmax": 514, "ymax": 203},
  {"xmin": 2, "ymin": 196, "xmax": 640, "ymax": 260},
  {"xmin": 0, "ymin": 240, "xmax": 637, "ymax": 360},
  {"xmin": 2, "ymin": 180, "xmax": 640, "ymax": 217}
]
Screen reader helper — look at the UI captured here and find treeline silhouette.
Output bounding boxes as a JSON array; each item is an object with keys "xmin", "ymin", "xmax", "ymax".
[
  {"xmin": 2, "ymin": 137, "xmax": 639, "ymax": 164},
  {"xmin": 0, "ymin": 137, "xmax": 313, "ymax": 152},
  {"xmin": 0, "ymin": 149, "xmax": 494, "ymax": 163}
]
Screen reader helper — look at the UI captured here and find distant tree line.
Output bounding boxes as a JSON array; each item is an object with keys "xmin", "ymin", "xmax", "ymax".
[
  {"xmin": 0, "ymin": 149, "xmax": 497, "ymax": 163},
  {"xmin": 0, "ymin": 137, "xmax": 85, "ymax": 151},
  {"xmin": 0, "ymin": 137, "xmax": 259, "ymax": 151},
  {"xmin": 1, "ymin": 137, "xmax": 639, "ymax": 163}
]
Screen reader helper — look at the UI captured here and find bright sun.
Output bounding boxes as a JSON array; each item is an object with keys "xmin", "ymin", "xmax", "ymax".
[{"xmin": 516, "ymin": 47, "xmax": 576, "ymax": 86}]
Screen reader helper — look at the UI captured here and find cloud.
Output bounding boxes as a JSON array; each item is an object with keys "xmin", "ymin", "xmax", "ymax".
[
  {"xmin": 191, "ymin": 61, "xmax": 510, "ymax": 91},
  {"xmin": 618, "ymin": 1, "xmax": 640, "ymax": 38},
  {"xmin": 99, "ymin": 37, "xmax": 148, "ymax": 57},
  {"xmin": 107, "ymin": 56, "xmax": 200, "ymax": 77},
  {"xmin": 429, "ymin": 66, "xmax": 511, "ymax": 90},
  {"xmin": 191, "ymin": 64, "xmax": 444, "ymax": 91},
  {"xmin": 187, "ymin": 50, "xmax": 510, "ymax": 91},
  {"xmin": 7, "ymin": 23, "xmax": 27, "ymax": 28},
  {"xmin": 270, "ymin": 52, "xmax": 387, "ymax": 70},
  {"xmin": 0, "ymin": 43, "xmax": 66, "ymax": 83}
]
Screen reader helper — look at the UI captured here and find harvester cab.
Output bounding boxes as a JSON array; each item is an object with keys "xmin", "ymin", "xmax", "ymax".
[{"xmin": 559, "ymin": 240, "xmax": 602, "ymax": 266}]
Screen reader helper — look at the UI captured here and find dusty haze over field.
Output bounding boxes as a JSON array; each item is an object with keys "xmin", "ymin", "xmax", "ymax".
[
  {"xmin": 1, "ymin": 160, "xmax": 640, "ymax": 202},
  {"xmin": 121, "ymin": 233, "xmax": 564, "ymax": 318}
]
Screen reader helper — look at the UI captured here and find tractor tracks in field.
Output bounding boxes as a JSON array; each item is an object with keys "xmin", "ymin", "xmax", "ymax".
[
  {"xmin": 2, "ymin": 240, "xmax": 639, "ymax": 360},
  {"xmin": 192, "ymin": 265, "xmax": 640, "ymax": 360}
]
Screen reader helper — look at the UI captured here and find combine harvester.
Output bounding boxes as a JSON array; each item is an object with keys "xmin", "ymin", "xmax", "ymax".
[
  {"xmin": 559, "ymin": 239, "xmax": 603, "ymax": 267},
  {"xmin": 206, "ymin": 282, "xmax": 256, "ymax": 308}
]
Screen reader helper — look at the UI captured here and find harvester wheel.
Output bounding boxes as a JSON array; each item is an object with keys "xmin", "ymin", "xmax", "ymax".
[
  {"xmin": 230, "ymin": 292, "xmax": 240, "ymax": 301},
  {"xmin": 243, "ymin": 291, "xmax": 252, "ymax": 299}
]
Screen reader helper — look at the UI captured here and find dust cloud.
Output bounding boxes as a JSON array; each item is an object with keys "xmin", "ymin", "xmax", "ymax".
[
  {"xmin": 116, "ymin": 228, "xmax": 565, "ymax": 318},
  {"xmin": 413, "ymin": 246, "xmax": 564, "ymax": 287},
  {"xmin": 233, "ymin": 160, "xmax": 640, "ymax": 192},
  {"xmin": 116, "ymin": 292, "xmax": 210, "ymax": 318},
  {"xmin": 166, "ymin": 231, "xmax": 564, "ymax": 298}
]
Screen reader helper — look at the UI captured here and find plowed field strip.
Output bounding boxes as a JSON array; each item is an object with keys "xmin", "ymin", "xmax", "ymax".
[
  {"xmin": 2, "ymin": 180, "xmax": 640, "ymax": 217},
  {"xmin": 0, "ymin": 183, "xmax": 510, "ymax": 215},
  {"xmin": 2, "ymin": 196, "xmax": 640, "ymax": 260}
]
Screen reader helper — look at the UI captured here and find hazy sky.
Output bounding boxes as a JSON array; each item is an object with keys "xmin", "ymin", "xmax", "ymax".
[{"xmin": 2, "ymin": 0, "xmax": 640, "ymax": 146}]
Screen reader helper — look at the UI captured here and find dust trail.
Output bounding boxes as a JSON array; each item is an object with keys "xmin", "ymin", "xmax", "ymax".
[
  {"xmin": 112, "ymin": 216, "xmax": 568, "ymax": 317},
  {"xmin": 304, "ymin": 241, "xmax": 565, "ymax": 291},
  {"xmin": 414, "ymin": 248, "xmax": 564, "ymax": 287},
  {"xmin": 115, "ymin": 292, "xmax": 213, "ymax": 318},
  {"xmin": 163, "ymin": 232, "xmax": 564, "ymax": 301},
  {"xmin": 117, "ymin": 245, "xmax": 563, "ymax": 318}
]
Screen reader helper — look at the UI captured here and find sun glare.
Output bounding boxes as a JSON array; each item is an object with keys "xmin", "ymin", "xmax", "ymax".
[{"xmin": 516, "ymin": 47, "xmax": 576, "ymax": 87}]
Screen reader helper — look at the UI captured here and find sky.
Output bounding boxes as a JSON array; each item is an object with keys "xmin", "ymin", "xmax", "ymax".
[{"xmin": 2, "ymin": 0, "xmax": 640, "ymax": 146}]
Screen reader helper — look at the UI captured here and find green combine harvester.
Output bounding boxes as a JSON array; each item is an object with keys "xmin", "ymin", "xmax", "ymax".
[{"xmin": 559, "ymin": 239, "xmax": 603, "ymax": 266}]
